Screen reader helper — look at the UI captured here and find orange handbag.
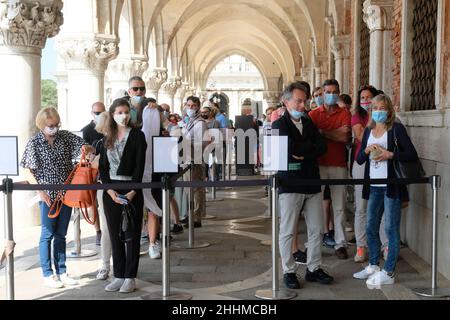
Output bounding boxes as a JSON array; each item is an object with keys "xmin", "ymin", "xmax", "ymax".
[{"xmin": 48, "ymin": 149, "xmax": 98, "ymax": 225}]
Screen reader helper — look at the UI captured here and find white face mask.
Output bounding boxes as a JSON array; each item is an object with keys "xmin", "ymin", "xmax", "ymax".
[
  {"xmin": 186, "ymin": 109, "xmax": 197, "ymax": 118},
  {"xmin": 114, "ymin": 114, "xmax": 129, "ymax": 127},
  {"xmin": 94, "ymin": 114, "xmax": 102, "ymax": 124},
  {"xmin": 44, "ymin": 126, "xmax": 59, "ymax": 136}
]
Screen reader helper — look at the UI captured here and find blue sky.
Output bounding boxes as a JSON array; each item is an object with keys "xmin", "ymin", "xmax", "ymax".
[{"xmin": 41, "ymin": 38, "xmax": 57, "ymax": 81}]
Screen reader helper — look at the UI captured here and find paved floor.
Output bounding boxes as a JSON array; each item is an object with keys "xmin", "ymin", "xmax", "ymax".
[{"xmin": 1, "ymin": 175, "xmax": 450, "ymax": 300}]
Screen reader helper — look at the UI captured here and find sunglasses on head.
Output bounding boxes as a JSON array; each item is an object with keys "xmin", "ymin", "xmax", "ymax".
[{"xmin": 131, "ymin": 86, "xmax": 146, "ymax": 92}]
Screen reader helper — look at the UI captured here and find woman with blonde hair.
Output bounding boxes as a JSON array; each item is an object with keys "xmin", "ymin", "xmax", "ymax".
[
  {"xmin": 21, "ymin": 107, "xmax": 91, "ymax": 288},
  {"xmin": 353, "ymin": 94, "xmax": 420, "ymax": 287}
]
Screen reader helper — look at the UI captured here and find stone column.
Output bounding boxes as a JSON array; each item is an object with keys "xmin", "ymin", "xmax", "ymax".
[
  {"xmin": 106, "ymin": 56, "xmax": 148, "ymax": 103},
  {"xmin": 263, "ymin": 91, "xmax": 281, "ymax": 109},
  {"xmin": 331, "ymin": 35, "xmax": 351, "ymax": 93},
  {"xmin": 159, "ymin": 76, "xmax": 182, "ymax": 108},
  {"xmin": 57, "ymin": 37, "xmax": 119, "ymax": 130},
  {"xmin": 314, "ymin": 56, "xmax": 328, "ymax": 87},
  {"xmin": 0, "ymin": 0, "xmax": 64, "ymax": 226},
  {"xmin": 363, "ymin": 0, "xmax": 393, "ymax": 92},
  {"xmin": 174, "ymin": 82, "xmax": 189, "ymax": 114},
  {"xmin": 143, "ymin": 67, "xmax": 168, "ymax": 100}
]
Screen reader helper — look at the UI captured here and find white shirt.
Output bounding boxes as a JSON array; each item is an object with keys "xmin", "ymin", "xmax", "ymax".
[
  {"xmin": 368, "ymin": 131, "xmax": 388, "ymax": 187},
  {"xmin": 291, "ymin": 118, "xmax": 303, "ymax": 135}
]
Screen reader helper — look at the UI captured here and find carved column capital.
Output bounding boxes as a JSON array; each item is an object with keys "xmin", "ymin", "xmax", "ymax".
[
  {"xmin": 175, "ymin": 82, "xmax": 189, "ymax": 99},
  {"xmin": 363, "ymin": 0, "xmax": 393, "ymax": 32},
  {"xmin": 160, "ymin": 76, "xmax": 182, "ymax": 97},
  {"xmin": 107, "ymin": 57, "xmax": 149, "ymax": 81},
  {"xmin": 57, "ymin": 37, "xmax": 119, "ymax": 74},
  {"xmin": 0, "ymin": 0, "xmax": 64, "ymax": 49},
  {"xmin": 330, "ymin": 35, "xmax": 351, "ymax": 59},
  {"xmin": 143, "ymin": 67, "xmax": 168, "ymax": 92}
]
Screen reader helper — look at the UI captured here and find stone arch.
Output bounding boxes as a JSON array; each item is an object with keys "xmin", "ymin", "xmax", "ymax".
[{"xmin": 202, "ymin": 50, "xmax": 270, "ymax": 91}]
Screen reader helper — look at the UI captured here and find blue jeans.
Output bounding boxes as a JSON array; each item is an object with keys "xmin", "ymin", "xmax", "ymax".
[
  {"xmin": 366, "ymin": 187, "xmax": 402, "ymax": 273},
  {"xmin": 39, "ymin": 202, "xmax": 72, "ymax": 277}
]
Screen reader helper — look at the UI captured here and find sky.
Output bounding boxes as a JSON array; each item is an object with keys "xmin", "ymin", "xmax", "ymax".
[{"xmin": 41, "ymin": 38, "xmax": 57, "ymax": 81}]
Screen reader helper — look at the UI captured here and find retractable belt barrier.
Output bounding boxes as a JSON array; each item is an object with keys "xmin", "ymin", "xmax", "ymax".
[{"xmin": 2, "ymin": 175, "xmax": 448, "ymax": 300}]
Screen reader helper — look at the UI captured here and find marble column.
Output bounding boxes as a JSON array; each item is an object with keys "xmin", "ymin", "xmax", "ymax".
[
  {"xmin": 263, "ymin": 91, "xmax": 281, "ymax": 109},
  {"xmin": 0, "ymin": 0, "xmax": 64, "ymax": 226},
  {"xmin": 331, "ymin": 35, "xmax": 351, "ymax": 93},
  {"xmin": 174, "ymin": 82, "xmax": 189, "ymax": 114},
  {"xmin": 143, "ymin": 67, "xmax": 168, "ymax": 100},
  {"xmin": 57, "ymin": 37, "xmax": 119, "ymax": 130},
  {"xmin": 159, "ymin": 76, "xmax": 182, "ymax": 108},
  {"xmin": 363, "ymin": 0, "xmax": 393, "ymax": 92},
  {"xmin": 314, "ymin": 56, "xmax": 328, "ymax": 87}
]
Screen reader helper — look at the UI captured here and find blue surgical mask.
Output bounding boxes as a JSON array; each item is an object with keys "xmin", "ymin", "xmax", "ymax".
[
  {"xmin": 324, "ymin": 93, "xmax": 339, "ymax": 105},
  {"xmin": 372, "ymin": 111, "xmax": 388, "ymax": 123},
  {"xmin": 315, "ymin": 96, "xmax": 324, "ymax": 107},
  {"xmin": 132, "ymin": 95, "xmax": 144, "ymax": 104},
  {"xmin": 288, "ymin": 109, "xmax": 305, "ymax": 120}
]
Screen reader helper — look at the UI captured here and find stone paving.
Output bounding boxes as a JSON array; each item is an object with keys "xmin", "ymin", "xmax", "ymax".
[{"xmin": 1, "ymin": 176, "xmax": 450, "ymax": 300}]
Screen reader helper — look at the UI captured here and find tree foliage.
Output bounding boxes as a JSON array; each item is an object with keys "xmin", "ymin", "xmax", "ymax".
[{"xmin": 41, "ymin": 79, "xmax": 57, "ymax": 108}]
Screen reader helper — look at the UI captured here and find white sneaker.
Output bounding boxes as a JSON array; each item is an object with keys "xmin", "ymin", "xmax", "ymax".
[
  {"xmin": 96, "ymin": 268, "xmax": 110, "ymax": 280},
  {"xmin": 149, "ymin": 242, "xmax": 161, "ymax": 259},
  {"xmin": 105, "ymin": 278, "xmax": 125, "ymax": 292},
  {"xmin": 43, "ymin": 275, "xmax": 64, "ymax": 289},
  {"xmin": 58, "ymin": 273, "xmax": 79, "ymax": 286},
  {"xmin": 353, "ymin": 265, "xmax": 380, "ymax": 280},
  {"xmin": 366, "ymin": 270, "xmax": 395, "ymax": 288},
  {"xmin": 119, "ymin": 278, "xmax": 136, "ymax": 293}
]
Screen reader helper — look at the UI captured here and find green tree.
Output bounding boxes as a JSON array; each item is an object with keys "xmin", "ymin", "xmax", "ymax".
[{"xmin": 41, "ymin": 79, "xmax": 57, "ymax": 108}]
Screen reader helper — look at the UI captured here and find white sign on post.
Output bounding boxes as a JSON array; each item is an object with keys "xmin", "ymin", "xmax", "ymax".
[
  {"xmin": 0, "ymin": 136, "xmax": 19, "ymax": 176},
  {"xmin": 262, "ymin": 136, "xmax": 288, "ymax": 172},
  {"xmin": 153, "ymin": 137, "xmax": 179, "ymax": 173}
]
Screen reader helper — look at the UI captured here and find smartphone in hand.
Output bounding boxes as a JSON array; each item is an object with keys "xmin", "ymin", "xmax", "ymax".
[{"xmin": 117, "ymin": 194, "xmax": 128, "ymax": 205}]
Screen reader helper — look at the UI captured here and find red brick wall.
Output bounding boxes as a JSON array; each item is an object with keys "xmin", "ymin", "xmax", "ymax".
[
  {"xmin": 391, "ymin": 0, "xmax": 403, "ymax": 109},
  {"xmin": 348, "ymin": 1, "xmax": 354, "ymax": 96}
]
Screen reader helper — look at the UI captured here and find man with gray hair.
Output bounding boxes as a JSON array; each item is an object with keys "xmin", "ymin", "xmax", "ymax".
[
  {"xmin": 272, "ymin": 82, "xmax": 333, "ymax": 289},
  {"xmin": 127, "ymin": 76, "xmax": 147, "ymax": 128}
]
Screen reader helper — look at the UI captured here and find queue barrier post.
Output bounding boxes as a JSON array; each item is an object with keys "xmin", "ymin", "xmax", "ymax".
[
  {"xmin": 67, "ymin": 208, "xmax": 97, "ymax": 258},
  {"xmin": 2, "ymin": 177, "xmax": 15, "ymax": 300},
  {"xmin": 255, "ymin": 175, "xmax": 296, "ymax": 300},
  {"xmin": 414, "ymin": 175, "xmax": 450, "ymax": 298},
  {"xmin": 142, "ymin": 175, "xmax": 192, "ymax": 300},
  {"xmin": 173, "ymin": 163, "xmax": 210, "ymax": 249}
]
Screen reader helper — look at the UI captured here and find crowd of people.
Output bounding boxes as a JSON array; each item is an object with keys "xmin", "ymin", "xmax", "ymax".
[{"xmin": 20, "ymin": 75, "xmax": 420, "ymax": 293}]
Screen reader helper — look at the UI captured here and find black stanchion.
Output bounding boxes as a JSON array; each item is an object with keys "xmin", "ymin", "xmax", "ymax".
[
  {"xmin": 142, "ymin": 175, "xmax": 192, "ymax": 300},
  {"xmin": 414, "ymin": 175, "xmax": 450, "ymax": 298},
  {"xmin": 2, "ymin": 177, "xmax": 14, "ymax": 300},
  {"xmin": 255, "ymin": 176, "xmax": 296, "ymax": 300}
]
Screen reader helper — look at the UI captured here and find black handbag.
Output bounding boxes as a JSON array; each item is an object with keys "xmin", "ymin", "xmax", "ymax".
[
  {"xmin": 392, "ymin": 127, "xmax": 426, "ymax": 179},
  {"xmin": 119, "ymin": 203, "xmax": 136, "ymax": 242}
]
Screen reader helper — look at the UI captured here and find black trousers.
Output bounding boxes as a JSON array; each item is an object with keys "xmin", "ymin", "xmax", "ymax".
[{"xmin": 103, "ymin": 185, "xmax": 143, "ymax": 278}]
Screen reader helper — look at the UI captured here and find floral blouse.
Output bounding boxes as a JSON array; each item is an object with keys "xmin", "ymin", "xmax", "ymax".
[{"xmin": 20, "ymin": 130, "xmax": 85, "ymax": 201}]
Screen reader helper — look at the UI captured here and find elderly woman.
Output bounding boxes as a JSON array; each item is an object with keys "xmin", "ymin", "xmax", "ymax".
[{"xmin": 20, "ymin": 107, "xmax": 91, "ymax": 289}]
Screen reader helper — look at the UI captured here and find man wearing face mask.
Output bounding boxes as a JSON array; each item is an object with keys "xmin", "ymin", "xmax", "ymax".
[
  {"xmin": 272, "ymin": 82, "xmax": 332, "ymax": 289},
  {"xmin": 309, "ymin": 79, "xmax": 352, "ymax": 260},
  {"xmin": 81, "ymin": 101, "xmax": 106, "ymax": 246},
  {"xmin": 181, "ymin": 96, "xmax": 208, "ymax": 227},
  {"xmin": 127, "ymin": 76, "xmax": 147, "ymax": 128}
]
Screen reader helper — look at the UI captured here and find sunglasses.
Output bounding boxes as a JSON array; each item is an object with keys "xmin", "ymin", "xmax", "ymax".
[
  {"xmin": 131, "ymin": 86, "xmax": 146, "ymax": 92},
  {"xmin": 92, "ymin": 111, "xmax": 102, "ymax": 116}
]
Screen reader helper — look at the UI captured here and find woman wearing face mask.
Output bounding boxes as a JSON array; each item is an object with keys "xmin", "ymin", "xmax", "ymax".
[
  {"xmin": 200, "ymin": 106, "xmax": 220, "ymax": 129},
  {"xmin": 351, "ymin": 85, "xmax": 380, "ymax": 263},
  {"xmin": 20, "ymin": 107, "xmax": 91, "ymax": 289},
  {"xmin": 99, "ymin": 98, "xmax": 147, "ymax": 293},
  {"xmin": 353, "ymin": 94, "xmax": 419, "ymax": 287}
]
